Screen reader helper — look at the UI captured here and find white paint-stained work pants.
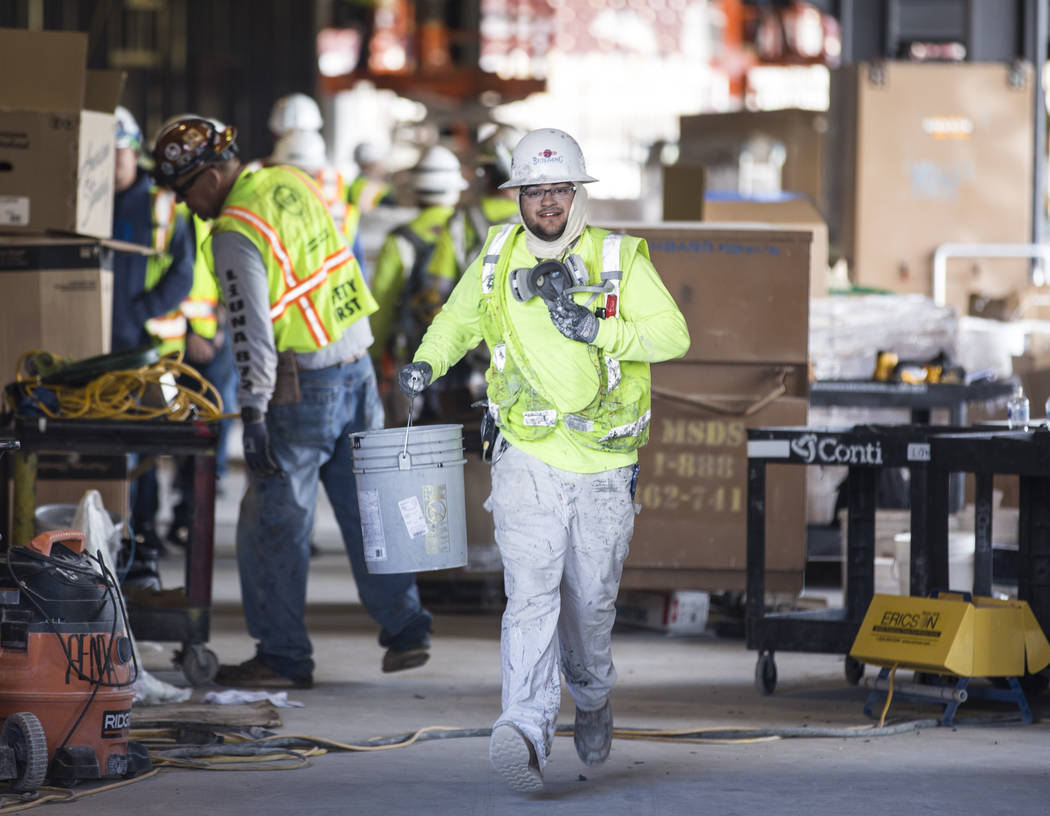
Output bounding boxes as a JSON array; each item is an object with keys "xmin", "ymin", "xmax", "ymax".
[{"xmin": 487, "ymin": 442, "xmax": 636, "ymax": 767}]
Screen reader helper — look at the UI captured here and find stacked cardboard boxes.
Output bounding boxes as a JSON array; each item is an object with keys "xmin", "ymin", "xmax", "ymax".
[
  {"xmin": 604, "ymin": 223, "xmax": 811, "ymax": 593},
  {"xmin": 0, "ymin": 28, "xmax": 125, "ymax": 521}
]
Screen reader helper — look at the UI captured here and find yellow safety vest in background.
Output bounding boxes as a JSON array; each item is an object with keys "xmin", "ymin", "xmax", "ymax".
[
  {"xmin": 144, "ymin": 187, "xmax": 188, "ymax": 355},
  {"xmin": 179, "ymin": 209, "xmax": 220, "ymax": 341},
  {"xmin": 212, "ymin": 164, "xmax": 377, "ymax": 353}
]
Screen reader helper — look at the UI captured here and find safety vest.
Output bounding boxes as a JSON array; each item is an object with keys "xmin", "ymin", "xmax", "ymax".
[
  {"xmin": 144, "ymin": 187, "xmax": 188, "ymax": 355},
  {"xmin": 178, "ymin": 210, "xmax": 220, "ymax": 340},
  {"xmin": 313, "ymin": 167, "xmax": 361, "ymax": 249},
  {"xmin": 348, "ymin": 175, "xmax": 390, "ymax": 212},
  {"xmin": 212, "ymin": 164, "xmax": 378, "ymax": 353},
  {"xmin": 479, "ymin": 224, "xmax": 652, "ymax": 453}
]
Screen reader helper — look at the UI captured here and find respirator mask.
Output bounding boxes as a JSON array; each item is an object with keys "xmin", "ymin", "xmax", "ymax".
[{"xmin": 509, "ymin": 255, "xmax": 609, "ymax": 304}]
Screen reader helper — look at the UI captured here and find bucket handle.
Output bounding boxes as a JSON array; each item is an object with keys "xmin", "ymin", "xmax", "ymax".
[
  {"xmin": 400, "ymin": 397, "xmax": 414, "ymax": 470},
  {"xmin": 27, "ymin": 529, "xmax": 86, "ymax": 557}
]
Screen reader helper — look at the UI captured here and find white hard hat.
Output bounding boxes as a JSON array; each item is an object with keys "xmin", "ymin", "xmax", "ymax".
[
  {"xmin": 353, "ymin": 141, "xmax": 384, "ymax": 168},
  {"xmin": 272, "ymin": 129, "xmax": 327, "ymax": 172},
  {"xmin": 500, "ymin": 128, "xmax": 598, "ymax": 189},
  {"xmin": 114, "ymin": 105, "xmax": 142, "ymax": 150},
  {"xmin": 478, "ymin": 123, "xmax": 523, "ymax": 179},
  {"xmin": 268, "ymin": 93, "xmax": 323, "ymax": 137},
  {"xmin": 413, "ymin": 145, "xmax": 468, "ymax": 204}
]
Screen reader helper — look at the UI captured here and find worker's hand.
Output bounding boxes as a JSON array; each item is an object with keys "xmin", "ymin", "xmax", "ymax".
[
  {"xmin": 242, "ymin": 414, "xmax": 280, "ymax": 476},
  {"xmin": 547, "ymin": 293, "xmax": 599, "ymax": 344},
  {"xmin": 398, "ymin": 361, "xmax": 433, "ymax": 398}
]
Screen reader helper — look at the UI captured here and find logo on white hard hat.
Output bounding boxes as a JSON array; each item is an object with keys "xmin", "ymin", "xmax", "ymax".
[{"xmin": 532, "ymin": 148, "xmax": 563, "ymax": 166}]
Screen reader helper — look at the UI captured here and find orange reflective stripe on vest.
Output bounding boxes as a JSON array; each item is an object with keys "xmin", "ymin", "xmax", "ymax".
[{"xmin": 221, "ymin": 205, "xmax": 354, "ymax": 348}]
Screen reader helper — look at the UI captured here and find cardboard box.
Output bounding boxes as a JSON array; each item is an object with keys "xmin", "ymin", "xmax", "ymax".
[
  {"xmin": 600, "ymin": 222, "xmax": 812, "ymax": 365},
  {"xmin": 850, "ymin": 593, "xmax": 1050, "ymax": 678},
  {"xmin": 0, "ymin": 236, "xmax": 113, "ymax": 386},
  {"xmin": 830, "ymin": 61, "xmax": 1034, "ymax": 309},
  {"xmin": 615, "ymin": 590, "xmax": 710, "ymax": 635},
  {"xmin": 0, "ymin": 28, "xmax": 124, "ymax": 238},
  {"xmin": 702, "ymin": 194, "xmax": 829, "ymax": 297},
  {"xmin": 662, "ymin": 164, "xmax": 705, "ymax": 221},
  {"xmin": 677, "ymin": 108, "xmax": 827, "ymax": 217},
  {"xmin": 624, "ymin": 362, "xmax": 809, "ymax": 593}
]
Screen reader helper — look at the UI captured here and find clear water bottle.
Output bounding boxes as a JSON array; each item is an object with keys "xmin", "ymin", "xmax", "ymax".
[{"xmin": 1008, "ymin": 385, "xmax": 1030, "ymax": 430}]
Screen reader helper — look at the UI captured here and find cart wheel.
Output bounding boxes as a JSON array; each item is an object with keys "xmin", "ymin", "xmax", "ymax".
[
  {"xmin": 180, "ymin": 644, "xmax": 219, "ymax": 686},
  {"xmin": 844, "ymin": 656, "xmax": 865, "ymax": 686},
  {"xmin": 1, "ymin": 712, "xmax": 48, "ymax": 793},
  {"xmin": 755, "ymin": 652, "xmax": 777, "ymax": 695}
]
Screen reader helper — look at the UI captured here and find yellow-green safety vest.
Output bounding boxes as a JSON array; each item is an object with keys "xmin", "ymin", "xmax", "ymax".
[
  {"xmin": 144, "ymin": 187, "xmax": 188, "ymax": 356},
  {"xmin": 480, "ymin": 224, "xmax": 652, "ymax": 453},
  {"xmin": 178, "ymin": 209, "xmax": 220, "ymax": 340},
  {"xmin": 212, "ymin": 164, "xmax": 378, "ymax": 353}
]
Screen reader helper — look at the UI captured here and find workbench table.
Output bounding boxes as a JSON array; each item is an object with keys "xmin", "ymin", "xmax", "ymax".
[{"xmin": 0, "ymin": 415, "xmax": 220, "ymax": 684}]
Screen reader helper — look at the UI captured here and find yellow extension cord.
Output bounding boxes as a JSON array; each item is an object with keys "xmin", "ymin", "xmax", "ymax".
[{"xmin": 10, "ymin": 350, "xmax": 235, "ymax": 422}]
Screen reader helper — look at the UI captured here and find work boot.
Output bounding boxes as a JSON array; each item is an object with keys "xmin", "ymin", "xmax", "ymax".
[
  {"xmin": 489, "ymin": 722, "xmax": 543, "ymax": 793},
  {"xmin": 213, "ymin": 657, "xmax": 313, "ymax": 690},
  {"xmin": 381, "ymin": 643, "xmax": 430, "ymax": 673},
  {"xmin": 574, "ymin": 700, "xmax": 613, "ymax": 765}
]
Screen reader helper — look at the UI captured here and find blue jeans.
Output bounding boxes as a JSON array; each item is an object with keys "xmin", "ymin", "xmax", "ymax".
[{"xmin": 236, "ymin": 356, "xmax": 432, "ymax": 679}]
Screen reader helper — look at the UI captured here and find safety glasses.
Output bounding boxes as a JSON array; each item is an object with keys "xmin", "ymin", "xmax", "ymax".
[
  {"xmin": 520, "ymin": 184, "xmax": 576, "ymax": 201},
  {"xmin": 172, "ymin": 168, "xmax": 208, "ymax": 199}
]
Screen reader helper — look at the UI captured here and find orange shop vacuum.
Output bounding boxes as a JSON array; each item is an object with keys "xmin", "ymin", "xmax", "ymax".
[{"xmin": 0, "ymin": 521, "xmax": 150, "ymax": 792}]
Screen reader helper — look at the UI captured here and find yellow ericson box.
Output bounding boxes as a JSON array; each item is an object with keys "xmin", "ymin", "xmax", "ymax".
[{"xmin": 849, "ymin": 593, "xmax": 1050, "ymax": 678}]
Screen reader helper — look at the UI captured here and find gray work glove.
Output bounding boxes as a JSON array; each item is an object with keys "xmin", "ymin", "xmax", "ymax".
[
  {"xmin": 242, "ymin": 413, "xmax": 280, "ymax": 476},
  {"xmin": 547, "ymin": 293, "xmax": 599, "ymax": 344},
  {"xmin": 398, "ymin": 361, "xmax": 433, "ymax": 398}
]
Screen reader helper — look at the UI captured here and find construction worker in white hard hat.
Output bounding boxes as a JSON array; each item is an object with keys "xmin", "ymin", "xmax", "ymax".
[
  {"xmin": 348, "ymin": 141, "xmax": 393, "ymax": 212},
  {"xmin": 111, "ymin": 104, "xmax": 196, "ymax": 566},
  {"xmin": 398, "ymin": 128, "xmax": 690, "ymax": 793},
  {"xmin": 369, "ymin": 143, "xmax": 485, "ymax": 423}
]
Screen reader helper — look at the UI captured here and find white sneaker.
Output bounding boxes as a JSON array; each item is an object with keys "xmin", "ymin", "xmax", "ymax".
[{"xmin": 489, "ymin": 722, "xmax": 543, "ymax": 793}]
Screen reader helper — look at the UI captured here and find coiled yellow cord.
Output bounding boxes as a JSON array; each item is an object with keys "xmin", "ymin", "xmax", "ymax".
[{"xmin": 11, "ymin": 350, "xmax": 235, "ymax": 422}]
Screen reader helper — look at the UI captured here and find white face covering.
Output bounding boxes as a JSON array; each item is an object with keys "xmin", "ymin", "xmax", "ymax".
[{"xmin": 521, "ymin": 184, "xmax": 590, "ymax": 260}]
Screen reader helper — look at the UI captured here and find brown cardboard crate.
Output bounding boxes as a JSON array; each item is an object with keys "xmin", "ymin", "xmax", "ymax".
[
  {"xmin": 678, "ymin": 108, "xmax": 828, "ymax": 217},
  {"xmin": 599, "ymin": 222, "xmax": 811, "ymax": 365},
  {"xmin": 0, "ymin": 236, "xmax": 113, "ymax": 386},
  {"xmin": 830, "ymin": 61, "xmax": 1034, "ymax": 309},
  {"xmin": 703, "ymin": 195, "xmax": 829, "ymax": 297},
  {"xmin": 0, "ymin": 29, "xmax": 123, "ymax": 239},
  {"xmin": 627, "ymin": 365, "xmax": 808, "ymax": 592}
]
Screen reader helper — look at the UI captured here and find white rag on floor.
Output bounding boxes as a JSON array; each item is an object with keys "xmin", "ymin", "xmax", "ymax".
[{"xmin": 201, "ymin": 689, "xmax": 304, "ymax": 708}]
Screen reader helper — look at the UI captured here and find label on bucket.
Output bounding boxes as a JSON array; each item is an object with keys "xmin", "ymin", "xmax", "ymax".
[
  {"xmin": 359, "ymin": 489, "xmax": 388, "ymax": 562},
  {"xmin": 423, "ymin": 484, "xmax": 450, "ymax": 555},
  {"xmin": 398, "ymin": 496, "xmax": 428, "ymax": 538}
]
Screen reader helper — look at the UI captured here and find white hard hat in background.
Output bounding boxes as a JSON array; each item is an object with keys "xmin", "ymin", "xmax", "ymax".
[
  {"xmin": 353, "ymin": 141, "xmax": 385, "ymax": 168},
  {"xmin": 413, "ymin": 144, "xmax": 468, "ymax": 204},
  {"xmin": 499, "ymin": 128, "xmax": 598, "ymax": 189},
  {"xmin": 114, "ymin": 105, "xmax": 142, "ymax": 150},
  {"xmin": 478, "ymin": 123, "xmax": 524, "ymax": 180},
  {"xmin": 272, "ymin": 129, "xmax": 328, "ymax": 172},
  {"xmin": 268, "ymin": 93, "xmax": 323, "ymax": 137}
]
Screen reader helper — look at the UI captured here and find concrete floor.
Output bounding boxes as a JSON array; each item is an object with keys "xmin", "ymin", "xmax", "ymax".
[{"xmin": 21, "ymin": 462, "xmax": 1050, "ymax": 814}]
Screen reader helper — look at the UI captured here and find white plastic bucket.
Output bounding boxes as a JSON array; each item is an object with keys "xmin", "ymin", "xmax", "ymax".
[{"xmin": 351, "ymin": 424, "xmax": 468, "ymax": 574}]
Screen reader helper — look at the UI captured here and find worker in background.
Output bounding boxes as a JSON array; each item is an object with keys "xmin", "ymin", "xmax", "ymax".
[
  {"xmin": 466, "ymin": 123, "xmax": 522, "ymax": 233},
  {"xmin": 398, "ymin": 128, "xmax": 690, "ymax": 792},
  {"xmin": 348, "ymin": 141, "xmax": 393, "ymax": 212},
  {"xmin": 111, "ymin": 105, "xmax": 195, "ymax": 566},
  {"xmin": 369, "ymin": 144, "xmax": 483, "ymax": 423},
  {"xmin": 151, "ymin": 118, "xmax": 432, "ymax": 688},
  {"xmin": 267, "ymin": 92, "xmax": 324, "ymax": 151}
]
